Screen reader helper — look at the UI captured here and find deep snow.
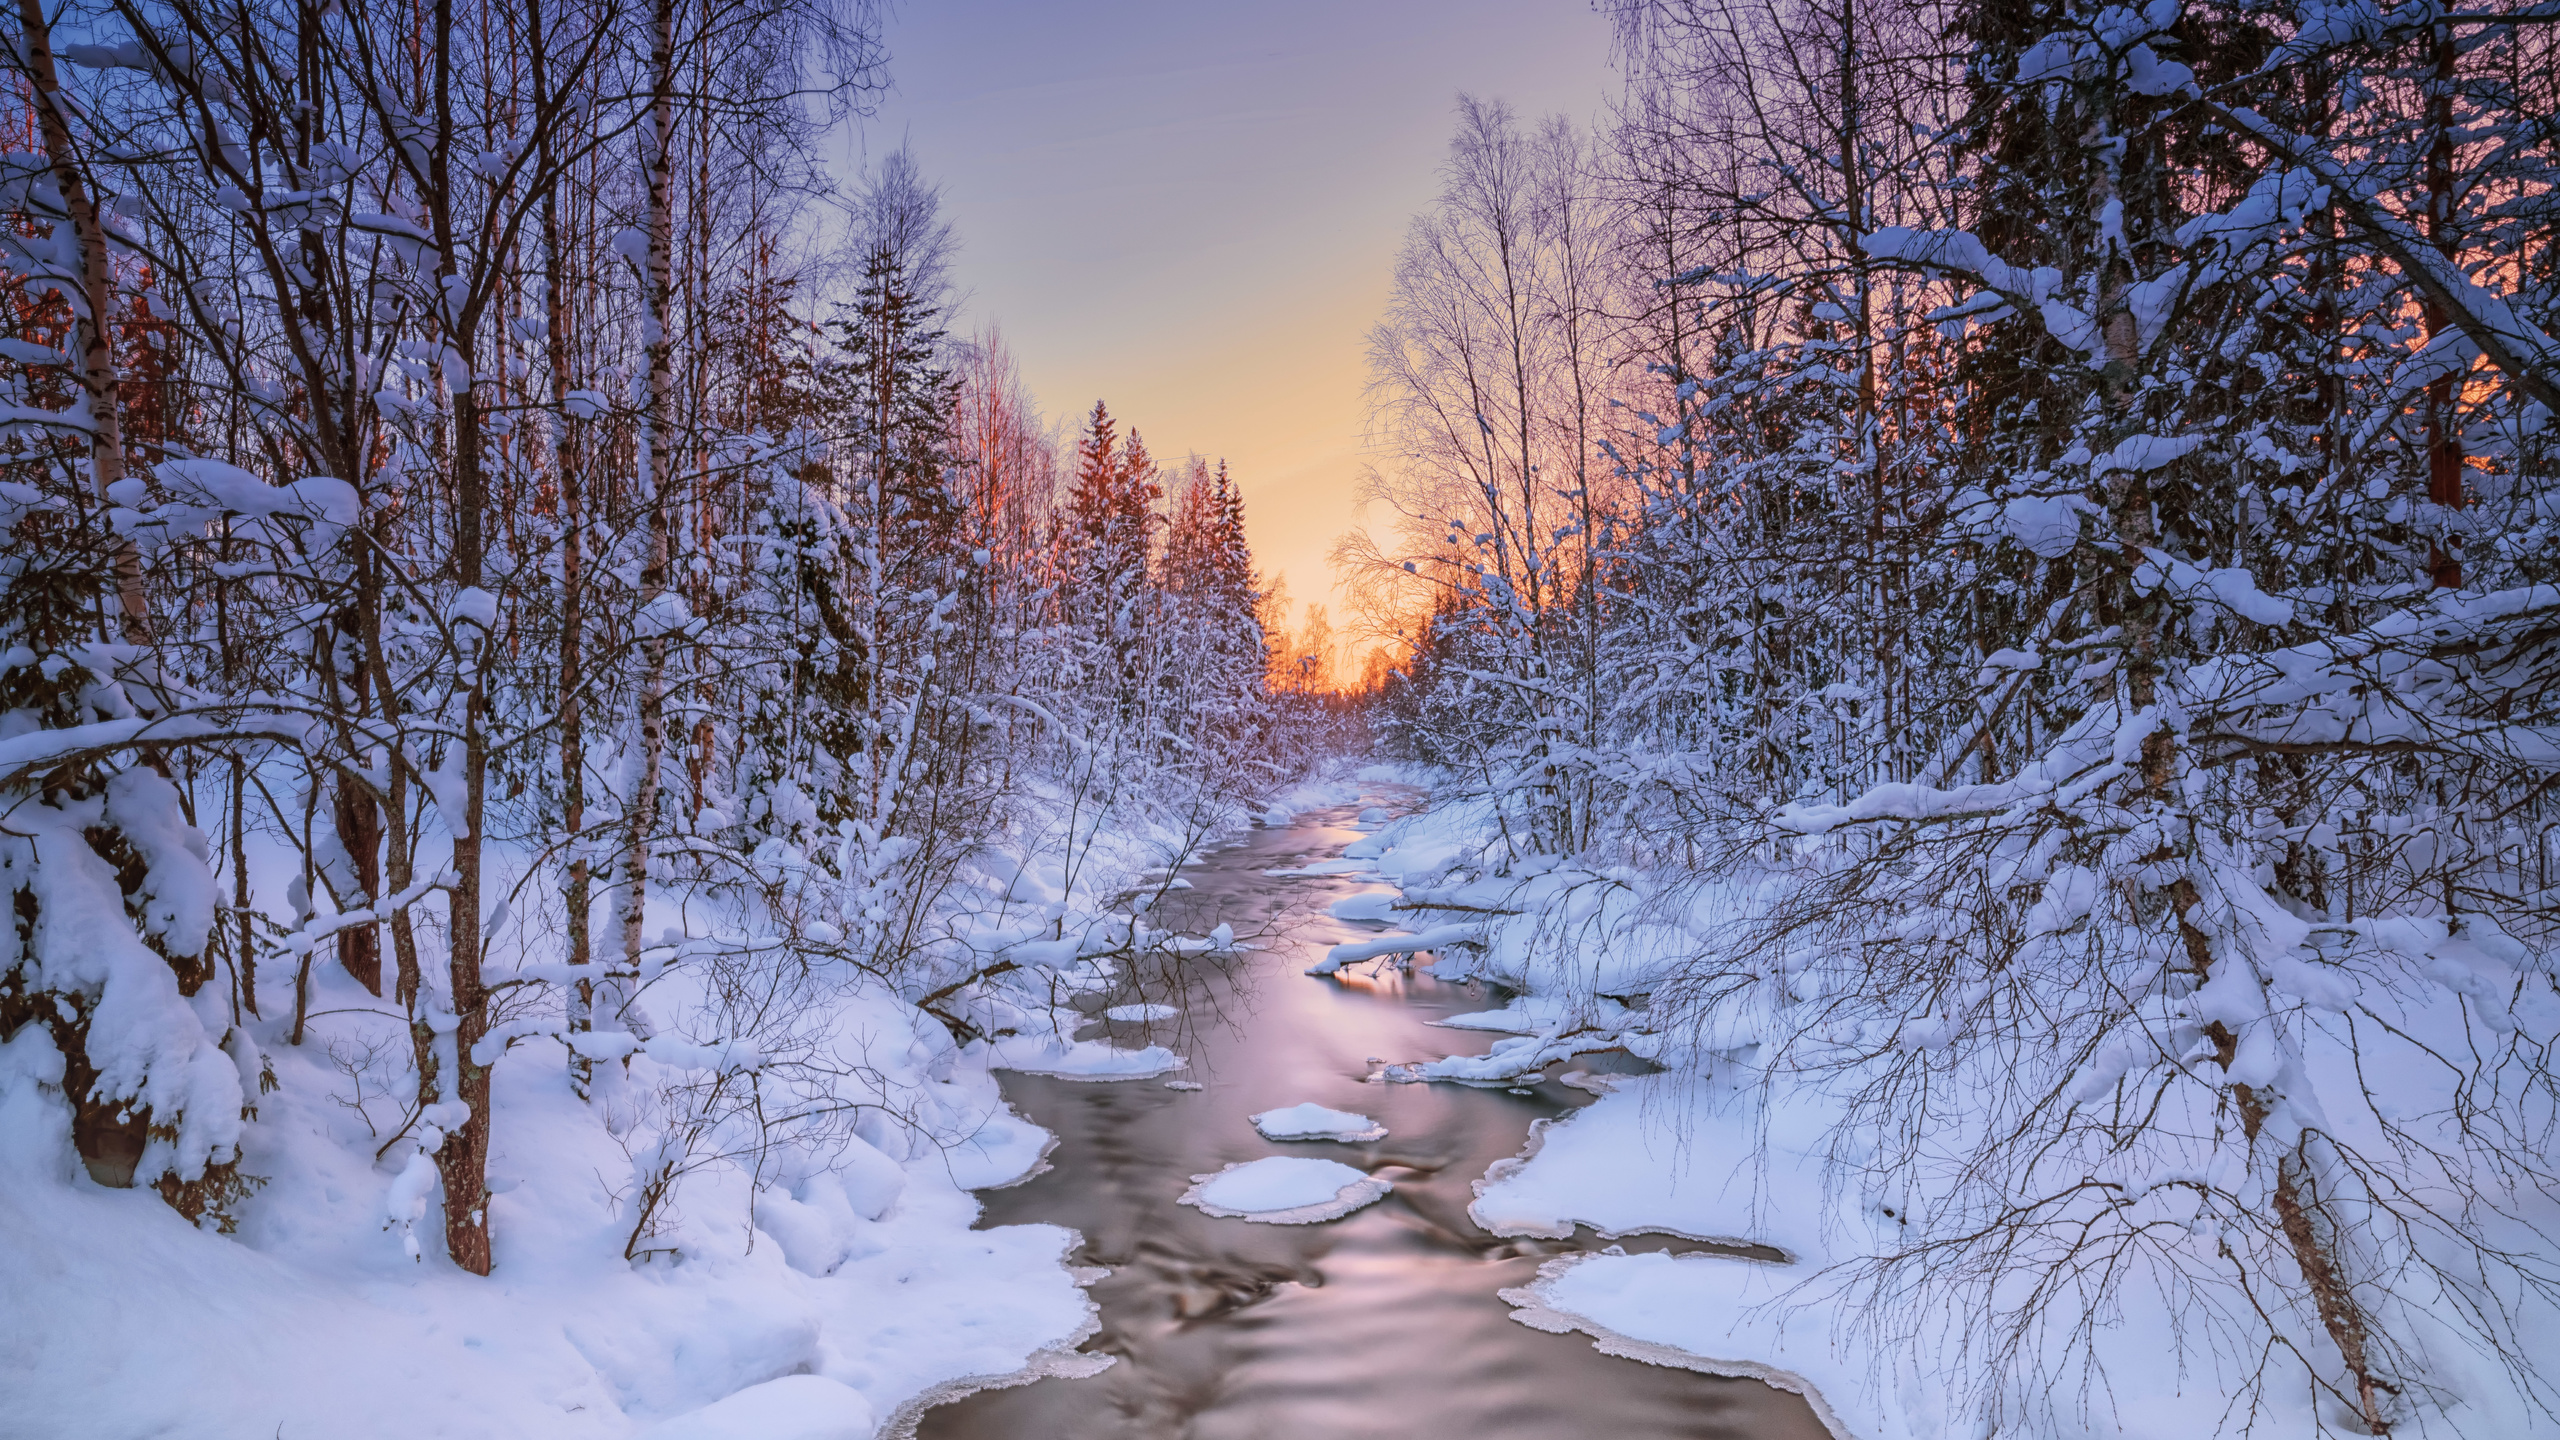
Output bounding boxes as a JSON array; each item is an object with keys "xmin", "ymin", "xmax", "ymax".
[
  {"xmin": 1333, "ymin": 766, "xmax": 2560, "ymax": 1440},
  {"xmin": 0, "ymin": 771, "xmax": 1372, "ymax": 1440}
]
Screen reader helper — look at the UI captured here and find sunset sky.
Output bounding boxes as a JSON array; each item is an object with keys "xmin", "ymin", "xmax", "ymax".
[{"xmin": 851, "ymin": 0, "xmax": 1620, "ymax": 631}]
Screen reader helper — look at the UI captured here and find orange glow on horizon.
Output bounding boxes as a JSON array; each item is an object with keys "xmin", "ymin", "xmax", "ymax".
[{"xmin": 853, "ymin": 0, "xmax": 1619, "ymax": 669}]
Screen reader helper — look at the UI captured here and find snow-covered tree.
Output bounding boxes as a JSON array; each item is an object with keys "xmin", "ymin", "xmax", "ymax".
[{"xmin": 1350, "ymin": 2, "xmax": 2560, "ymax": 1427}]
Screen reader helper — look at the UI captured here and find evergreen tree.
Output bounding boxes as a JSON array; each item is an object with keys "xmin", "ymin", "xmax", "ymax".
[
  {"xmin": 1162, "ymin": 457, "xmax": 1269, "ymax": 716},
  {"xmin": 1058, "ymin": 400, "xmax": 1162, "ymax": 615},
  {"xmin": 826, "ymin": 238, "xmax": 962, "ymax": 580}
]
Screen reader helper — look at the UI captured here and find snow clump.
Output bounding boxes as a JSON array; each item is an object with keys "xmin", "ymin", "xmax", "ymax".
[
  {"xmin": 1249, "ymin": 1103, "xmax": 1387, "ymax": 1143},
  {"xmin": 1179, "ymin": 1157, "xmax": 1391, "ymax": 1223}
]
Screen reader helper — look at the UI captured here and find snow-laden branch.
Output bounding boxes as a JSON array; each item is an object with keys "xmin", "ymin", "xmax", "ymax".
[
  {"xmin": 1306, "ymin": 921, "xmax": 1487, "ymax": 976},
  {"xmin": 0, "ymin": 710, "xmax": 314, "ymax": 786},
  {"xmin": 2204, "ymin": 102, "xmax": 2560, "ymax": 417},
  {"xmin": 275, "ymin": 870, "xmax": 457, "ymax": 957},
  {"xmin": 1861, "ymin": 227, "xmax": 2105, "ymax": 363}
]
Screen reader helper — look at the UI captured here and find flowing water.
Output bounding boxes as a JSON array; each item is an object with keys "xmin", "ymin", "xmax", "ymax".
[{"xmin": 915, "ymin": 795, "xmax": 1829, "ymax": 1440}]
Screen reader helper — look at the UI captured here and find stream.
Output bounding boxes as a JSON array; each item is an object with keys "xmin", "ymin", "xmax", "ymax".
[{"xmin": 913, "ymin": 792, "xmax": 1830, "ymax": 1439}]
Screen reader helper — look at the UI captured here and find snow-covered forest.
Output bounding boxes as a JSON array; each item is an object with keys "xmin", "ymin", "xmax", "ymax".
[
  {"xmin": 7, "ymin": 0, "xmax": 2559, "ymax": 1435},
  {"xmin": 0, "ymin": 0, "xmax": 1363, "ymax": 1431},
  {"xmin": 1336, "ymin": 0, "xmax": 2560, "ymax": 1434}
]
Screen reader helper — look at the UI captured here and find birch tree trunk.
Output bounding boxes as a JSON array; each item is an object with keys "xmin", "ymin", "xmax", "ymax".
[
  {"xmin": 617, "ymin": 0, "xmax": 680, "ymax": 1003},
  {"xmin": 532, "ymin": 0, "xmax": 596, "ymax": 1102},
  {"xmin": 16, "ymin": 0, "xmax": 147, "ymax": 646}
]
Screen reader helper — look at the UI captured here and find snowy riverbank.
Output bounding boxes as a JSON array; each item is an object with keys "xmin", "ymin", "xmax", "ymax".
[
  {"xmin": 0, "ymin": 768, "xmax": 1367, "ymax": 1440},
  {"xmin": 1313, "ymin": 768, "xmax": 2560, "ymax": 1440}
]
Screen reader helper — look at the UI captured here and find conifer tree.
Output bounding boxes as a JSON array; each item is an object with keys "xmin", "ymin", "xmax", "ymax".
[
  {"xmin": 1059, "ymin": 400, "xmax": 1162, "ymax": 613},
  {"xmin": 829, "ymin": 232, "xmax": 961, "ymax": 577},
  {"xmin": 1162, "ymin": 457, "xmax": 1268, "ymax": 712}
]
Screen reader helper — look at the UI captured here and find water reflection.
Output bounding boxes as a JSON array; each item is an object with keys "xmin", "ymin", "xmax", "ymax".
[{"xmin": 913, "ymin": 800, "xmax": 1829, "ymax": 1440}]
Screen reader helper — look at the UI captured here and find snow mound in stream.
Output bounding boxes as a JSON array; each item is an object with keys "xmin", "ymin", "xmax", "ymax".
[
  {"xmin": 1249, "ymin": 1103, "xmax": 1387, "ymax": 1143},
  {"xmin": 987, "ymin": 1035, "xmax": 1184, "ymax": 1081},
  {"xmin": 1103, "ymin": 1003, "xmax": 1180, "ymax": 1023},
  {"xmin": 1179, "ymin": 1157, "xmax": 1391, "ymax": 1224}
]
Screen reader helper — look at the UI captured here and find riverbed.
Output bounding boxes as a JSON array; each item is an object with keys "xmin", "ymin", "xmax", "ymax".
[{"xmin": 915, "ymin": 792, "xmax": 1828, "ymax": 1439}]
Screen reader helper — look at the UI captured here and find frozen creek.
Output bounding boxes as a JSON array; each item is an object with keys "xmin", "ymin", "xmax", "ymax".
[{"xmin": 911, "ymin": 796, "xmax": 1829, "ymax": 1440}]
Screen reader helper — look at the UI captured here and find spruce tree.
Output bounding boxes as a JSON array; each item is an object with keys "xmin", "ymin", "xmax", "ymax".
[
  {"xmin": 829, "ymin": 239, "xmax": 962, "ymax": 582},
  {"xmin": 1059, "ymin": 400, "xmax": 1161, "ymax": 618}
]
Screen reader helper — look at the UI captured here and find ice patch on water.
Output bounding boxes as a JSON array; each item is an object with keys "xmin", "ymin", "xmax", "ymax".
[
  {"xmin": 1265, "ymin": 857, "xmax": 1372, "ymax": 878},
  {"xmin": 988, "ymin": 1036, "xmax": 1184, "ymax": 1081},
  {"xmin": 1249, "ymin": 1102, "xmax": 1387, "ymax": 1143},
  {"xmin": 1177, "ymin": 1157, "xmax": 1391, "ymax": 1224}
]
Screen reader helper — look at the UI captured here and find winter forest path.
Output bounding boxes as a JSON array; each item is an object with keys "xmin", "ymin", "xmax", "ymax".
[{"xmin": 911, "ymin": 792, "xmax": 1829, "ymax": 1439}]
